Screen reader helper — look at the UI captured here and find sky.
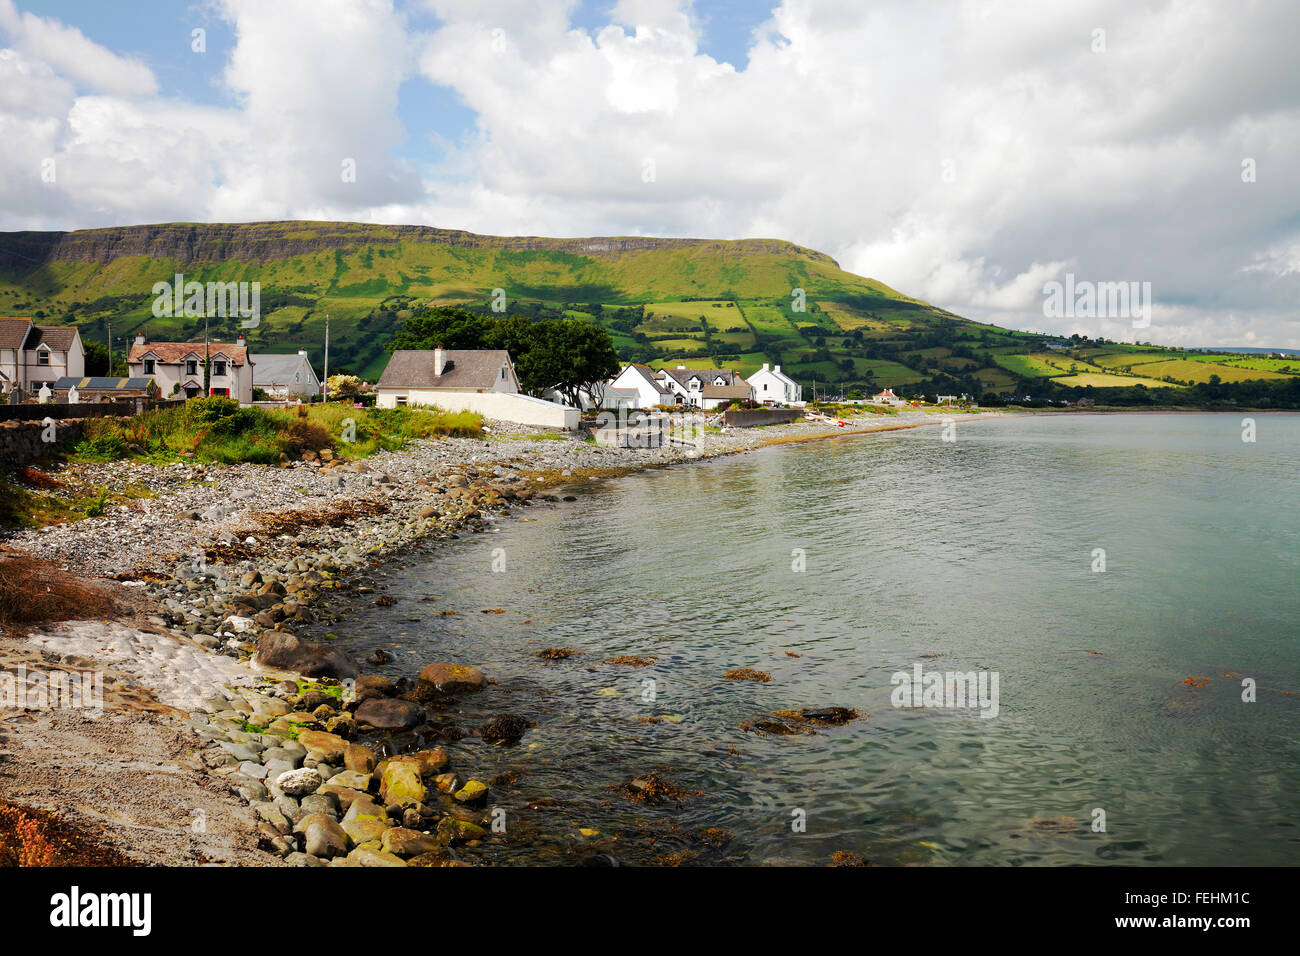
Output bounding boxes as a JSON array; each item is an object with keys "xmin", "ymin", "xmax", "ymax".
[{"xmin": 1, "ymin": 0, "xmax": 1297, "ymax": 348}]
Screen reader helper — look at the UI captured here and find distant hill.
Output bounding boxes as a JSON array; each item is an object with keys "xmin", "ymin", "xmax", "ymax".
[{"xmin": 0, "ymin": 221, "xmax": 1295, "ymax": 399}]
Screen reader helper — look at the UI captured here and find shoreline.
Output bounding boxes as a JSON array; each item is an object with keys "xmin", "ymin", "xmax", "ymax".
[{"xmin": 0, "ymin": 408, "xmax": 996, "ymax": 865}]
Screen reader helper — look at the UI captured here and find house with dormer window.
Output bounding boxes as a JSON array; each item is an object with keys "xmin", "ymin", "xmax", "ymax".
[
  {"xmin": 655, "ymin": 365, "xmax": 754, "ymax": 409},
  {"xmin": 128, "ymin": 331, "xmax": 254, "ymax": 403},
  {"xmin": 0, "ymin": 318, "xmax": 85, "ymax": 396}
]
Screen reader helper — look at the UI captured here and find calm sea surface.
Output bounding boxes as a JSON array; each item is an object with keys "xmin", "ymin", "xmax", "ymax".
[{"xmin": 331, "ymin": 413, "xmax": 1300, "ymax": 865}]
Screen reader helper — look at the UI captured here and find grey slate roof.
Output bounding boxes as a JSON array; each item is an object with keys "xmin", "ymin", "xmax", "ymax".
[
  {"xmin": 252, "ymin": 352, "xmax": 317, "ymax": 386},
  {"xmin": 378, "ymin": 349, "xmax": 513, "ymax": 390}
]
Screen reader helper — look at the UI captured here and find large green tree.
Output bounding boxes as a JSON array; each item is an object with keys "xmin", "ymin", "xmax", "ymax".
[{"xmin": 388, "ymin": 306, "xmax": 619, "ymax": 406}]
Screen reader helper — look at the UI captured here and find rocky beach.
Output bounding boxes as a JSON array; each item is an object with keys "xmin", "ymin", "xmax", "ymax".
[{"xmin": 0, "ymin": 408, "xmax": 990, "ymax": 866}]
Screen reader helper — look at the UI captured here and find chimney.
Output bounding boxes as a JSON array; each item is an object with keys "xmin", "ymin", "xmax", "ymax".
[
  {"xmin": 677, "ymin": 364, "xmax": 686, "ymax": 370},
  {"xmin": 774, "ymin": 365, "xmax": 781, "ymax": 374},
  {"xmin": 134, "ymin": 331, "xmax": 145, "ymax": 346},
  {"xmin": 761, "ymin": 363, "xmax": 770, "ymax": 372},
  {"xmin": 236, "ymin": 333, "xmax": 246, "ymax": 347},
  {"xmin": 434, "ymin": 345, "xmax": 446, "ymax": 376},
  {"xmin": 298, "ymin": 349, "xmax": 307, "ymax": 356}
]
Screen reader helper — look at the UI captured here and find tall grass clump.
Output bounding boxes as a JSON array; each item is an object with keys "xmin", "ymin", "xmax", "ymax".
[{"xmin": 71, "ymin": 397, "xmax": 482, "ymax": 465}]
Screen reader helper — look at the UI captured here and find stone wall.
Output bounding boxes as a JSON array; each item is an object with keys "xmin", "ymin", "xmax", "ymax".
[
  {"xmin": 722, "ymin": 408, "xmax": 803, "ymax": 428},
  {"xmin": 0, "ymin": 418, "xmax": 86, "ymax": 469}
]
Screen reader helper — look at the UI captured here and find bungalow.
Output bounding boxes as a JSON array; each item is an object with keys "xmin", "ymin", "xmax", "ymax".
[
  {"xmin": 0, "ymin": 318, "xmax": 85, "ymax": 395},
  {"xmin": 870, "ymin": 388, "xmax": 907, "ymax": 407},
  {"xmin": 605, "ymin": 363, "xmax": 674, "ymax": 409},
  {"xmin": 657, "ymin": 366, "xmax": 754, "ymax": 409},
  {"xmin": 252, "ymin": 350, "xmax": 320, "ymax": 399},
  {"xmin": 375, "ymin": 346, "xmax": 578, "ymax": 430},
  {"xmin": 748, "ymin": 363, "xmax": 803, "ymax": 405},
  {"xmin": 128, "ymin": 332, "xmax": 254, "ymax": 403}
]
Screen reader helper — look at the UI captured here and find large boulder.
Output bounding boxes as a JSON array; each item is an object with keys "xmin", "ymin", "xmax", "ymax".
[
  {"xmin": 296, "ymin": 730, "xmax": 349, "ymax": 763},
  {"xmin": 354, "ymin": 697, "xmax": 423, "ymax": 731},
  {"xmin": 379, "ymin": 762, "xmax": 427, "ymax": 808},
  {"xmin": 301, "ymin": 817, "xmax": 349, "ymax": 859},
  {"xmin": 381, "ymin": 827, "xmax": 440, "ymax": 858},
  {"xmin": 344, "ymin": 743, "xmax": 378, "ymax": 774},
  {"xmin": 275, "ymin": 768, "xmax": 324, "ymax": 797},
  {"xmin": 254, "ymin": 632, "xmax": 357, "ymax": 679},
  {"xmin": 417, "ymin": 663, "xmax": 486, "ymax": 695},
  {"xmin": 340, "ymin": 796, "xmax": 390, "ymax": 845}
]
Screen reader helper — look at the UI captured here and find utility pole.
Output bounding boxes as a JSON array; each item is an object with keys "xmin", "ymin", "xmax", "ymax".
[
  {"xmin": 322, "ymin": 312, "xmax": 329, "ymax": 403},
  {"xmin": 203, "ymin": 313, "xmax": 210, "ymax": 396},
  {"xmin": 106, "ymin": 318, "xmax": 112, "ymax": 377}
]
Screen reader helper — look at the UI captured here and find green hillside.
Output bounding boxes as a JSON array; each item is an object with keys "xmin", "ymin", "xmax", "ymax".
[{"xmin": 0, "ymin": 221, "xmax": 1295, "ymax": 401}]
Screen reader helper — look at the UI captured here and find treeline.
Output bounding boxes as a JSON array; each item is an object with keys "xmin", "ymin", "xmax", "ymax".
[
  {"xmin": 386, "ymin": 306, "xmax": 619, "ymax": 408},
  {"xmin": 980, "ymin": 375, "xmax": 1300, "ymax": 409}
]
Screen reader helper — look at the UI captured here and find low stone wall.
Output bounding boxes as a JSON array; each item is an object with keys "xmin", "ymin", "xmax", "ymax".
[
  {"xmin": 0, "ymin": 401, "xmax": 147, "ymax": 421},
  {"xmin": 0, "ymin": 418, "xmax": 87, "ymax": 468},
  {"xmin": 723, "ymin": 407, "xmax": 803, "ymax": 428}
]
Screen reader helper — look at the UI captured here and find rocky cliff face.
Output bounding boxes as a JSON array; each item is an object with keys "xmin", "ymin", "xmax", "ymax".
[{"xmin": 0, "ymin": 222, "xmax": 839, "ymax": 270}]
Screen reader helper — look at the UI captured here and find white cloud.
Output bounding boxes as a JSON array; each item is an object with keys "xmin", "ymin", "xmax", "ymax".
[{"xmin": 0, "ymin": 0, "xmax": 1297, "ymax": 348}]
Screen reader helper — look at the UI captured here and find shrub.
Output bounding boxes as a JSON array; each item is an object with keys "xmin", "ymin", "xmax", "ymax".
[{"xmin": 0, "ymin": 551, "xmax": 115, "ymax": 633}]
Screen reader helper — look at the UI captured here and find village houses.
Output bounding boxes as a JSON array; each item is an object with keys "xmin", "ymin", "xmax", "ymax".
[
  {"xmin": 128, "ymin": 331, "xmax": 254, "ymax": 403},
  {"xmin": 0, "ymin": 317, "xmax": 85, "ymax": 396},
  {"xmin": 375, "ymin": 346, "xmax": 579, "ymax": 430}
]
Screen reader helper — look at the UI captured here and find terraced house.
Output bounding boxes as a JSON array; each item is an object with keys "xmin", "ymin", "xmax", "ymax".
[
  {"xmin": 656, "ymin": 365, "xmax": 754, "ymax": 409},
  {"xmin": 128, "ymin": 331, "xmax": 254, "ymax": 403},
  {"xmin": 0, "ymin": 317, "xmax": 85, "ymax": 396}
]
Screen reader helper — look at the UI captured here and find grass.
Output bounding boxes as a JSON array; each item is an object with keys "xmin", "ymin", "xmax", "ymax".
[{"xmin": 67, "ymin": 396, "xmax": 482, "ymax": 466}]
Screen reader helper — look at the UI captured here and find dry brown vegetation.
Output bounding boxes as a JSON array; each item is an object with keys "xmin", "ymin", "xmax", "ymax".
[
  {"xmin": 0, "ymin": 550, "xmax": 115, "ymax": 633},
  {"xmin": 0, "ymin": 800, "xmax": 133, "ymax": 867}
]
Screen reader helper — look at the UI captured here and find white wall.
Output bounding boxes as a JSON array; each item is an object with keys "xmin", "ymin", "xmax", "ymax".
[{"xmin": 376, "ymin": 388, "xmax": 579, "ymax": 430}]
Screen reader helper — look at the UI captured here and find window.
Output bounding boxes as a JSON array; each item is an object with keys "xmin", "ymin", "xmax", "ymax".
[
  {"xmin": 396, "ymin": 396, "xmax": 408, "ymax": 406},
  {"xmin": 763, "ymin": 383, "xmax": 768, "ymax": 391},
  {"xmin": 213, "ymin": 360, "xmax": 227, "ymax": 376},
  {"xmin": 38, "ymin": 351, "xmax": 49, "ymax": 366},
  {"xmin": 500, "ymin": 367, "xmax": 506, "ymax": 380},
  {"xmin": 143, "ymin": 359, "xmax": 155, "ymax": 374},
  {"xmin": 186, "ymin": 360, "xmax": 198, "ymax": 375}
]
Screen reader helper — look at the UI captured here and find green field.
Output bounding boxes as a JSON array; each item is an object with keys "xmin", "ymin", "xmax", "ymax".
[{"xmin": 2, "ymin": 220, "xmax": 1297, "ymax": 401}]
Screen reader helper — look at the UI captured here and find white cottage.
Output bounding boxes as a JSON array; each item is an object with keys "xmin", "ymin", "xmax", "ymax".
[
  {"xmin": 748, "ymin": 363, "xmax": 803, "ymax": 405},
  {"xmin": 605, "ymin": 363, "xmax": 674, "ymax": 409},
  {"xmin": 375, "ymin": 346, "xmax": 578, "ymax": 430},
  {"xmin": 0, "ymin": 318, "xmax": 85, "ymax": 395},
  {"xmin": 128, "ymin": 331, "xmax": 254, "ymax": 403},
  {"xmin": 656, "ymin": 365, "xmax": 753, "ymax": 409}
]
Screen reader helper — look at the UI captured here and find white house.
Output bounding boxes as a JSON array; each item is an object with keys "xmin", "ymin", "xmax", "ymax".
[
  {"xmin": 748, "ymin": 363, "xmax": 803, "ymax": 405},
  {"xmin": 128, "ymin": 331, "xmax": 254, "ymax": 403},
  {"xmin": 656, "ymin": 365, "xmax": 754, "ymax": 409},
  {"xmin": 0, "ymin": 318, "xmax": 85, "ymax": 395},
  {"xmin": 870, "ymin": 387, "xmax": 907, "ymax": 407},
  {"xmin": 375, "ymin": 346, "xmax": 579, "ymax": 430},
  {"xmin": 252, "ymin": 350, "xmax": 320, "ymax": 399},
  {"xmin": 605, "ymin": 363, "xmax": 674, "ymax": 409}
]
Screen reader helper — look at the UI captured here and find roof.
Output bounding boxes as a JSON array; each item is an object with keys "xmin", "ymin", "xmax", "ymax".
[
  {"xmin": 658, "ymin": 367, "xmax": 742, "ymax": 387},
  {"xmin": 753, "ymin": 365, "xmax": 799, "ymax": 387},
  {"xmin": 129, "ymin": 341, "xmax": 249, "ymax": 366},
  {"xmin": 377, "ymin": 349, "xmax": 514, "ymax": 390},
  {"xmin": 622, "ymin": 363, "xmax": 663, "ymax": 389},
  {"xmin": 0, "ymin": 318, "xmax": 33, "ymax": 349},
  {"xmin": 251, "ymin": 352, "xmax": 317, "ymax": 386},
  {"xmin": 23, "ymin": 325, "xmax": 79, "ymax": 351},
  {"xmin": 701, "ymin": 383, "xmax": 752, "ymax": 399},
  {"xmin": 53, "ymin": 376, "xmax": 153, "ymax": 390}
]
